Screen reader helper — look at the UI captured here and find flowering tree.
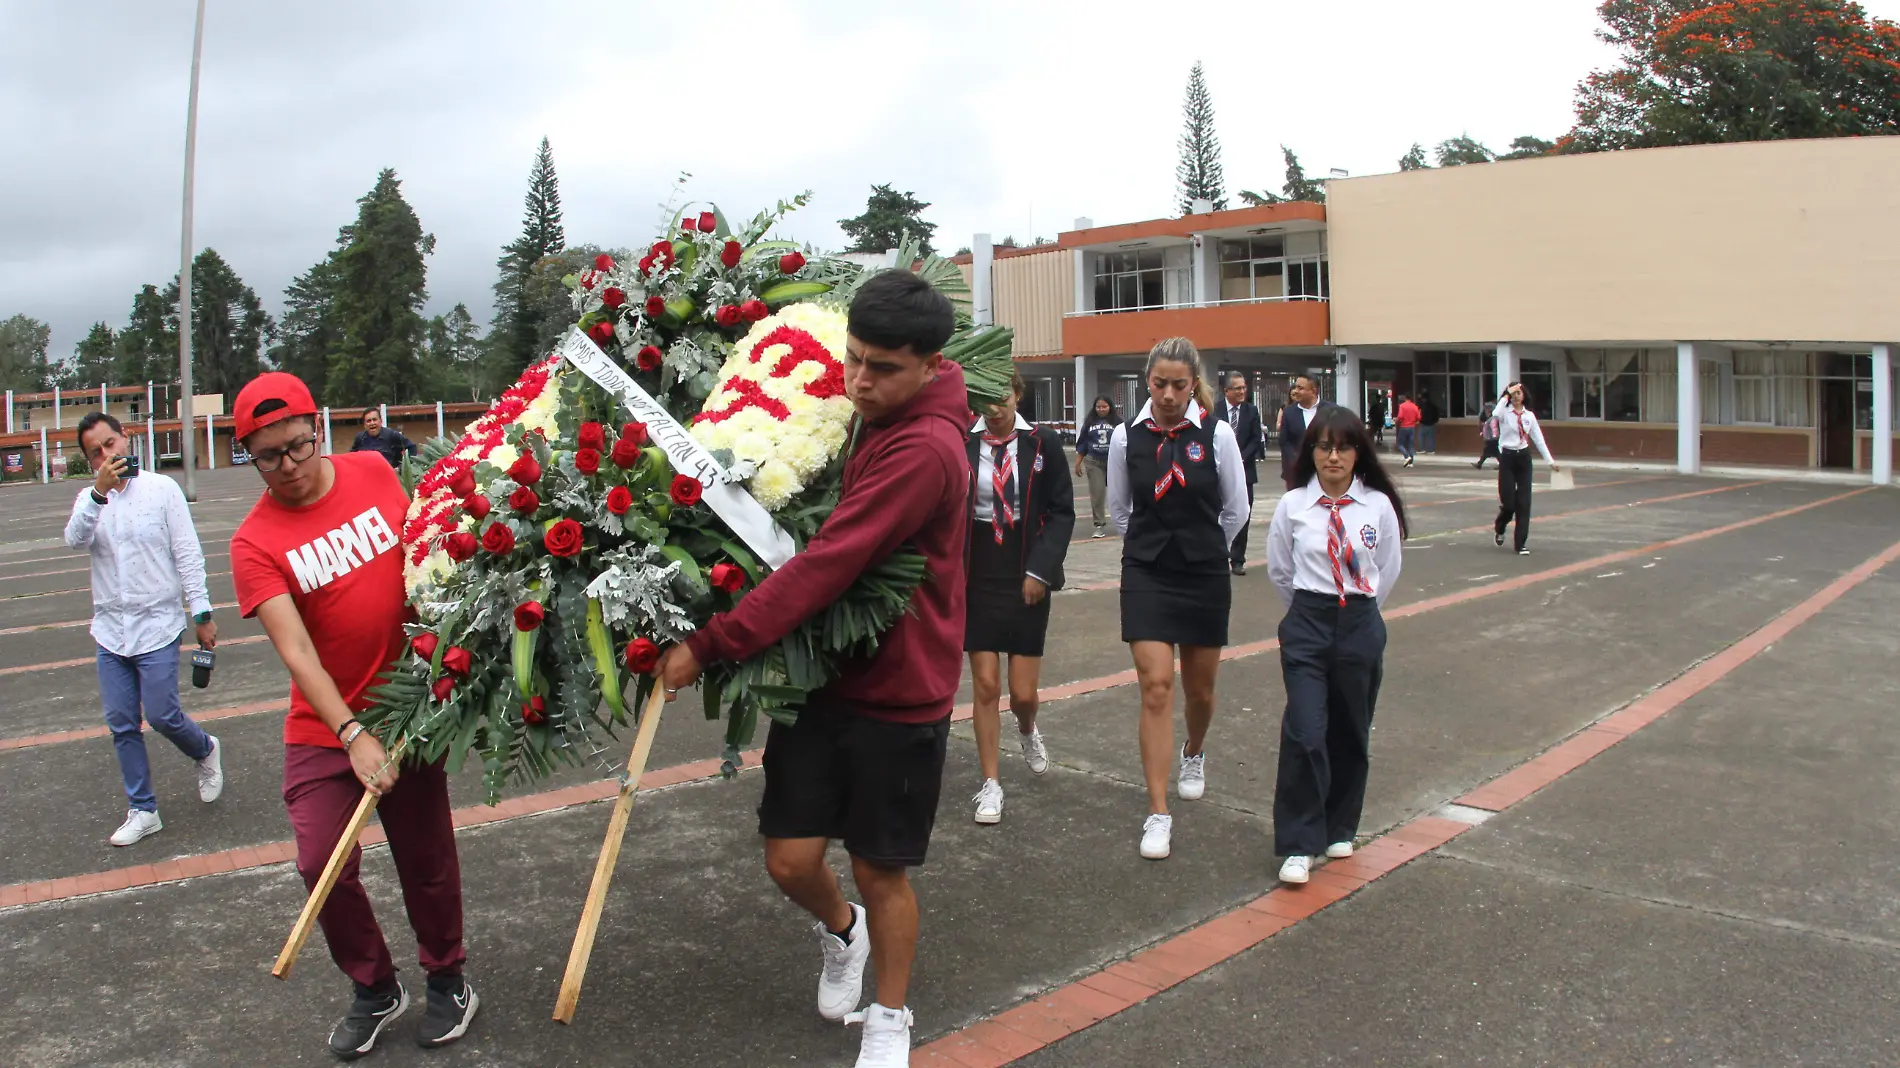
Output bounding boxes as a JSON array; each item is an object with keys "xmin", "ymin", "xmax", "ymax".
[{"xmin": 1566, "ymin": 0, "xmax": 1900, "ymax": 151}]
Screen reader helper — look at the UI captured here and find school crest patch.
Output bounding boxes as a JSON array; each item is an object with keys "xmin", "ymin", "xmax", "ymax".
[
  {"xmin": 1185, "ymin": 441, "xmax": 1206, "ymax": 463},
  {"xmin": 1360, "ymin": 524, "xmax": 1378, "ymax": 550},
  {"xmin": 1033, "ymin": 453, "xmax": 1045, "ymax": 473}
]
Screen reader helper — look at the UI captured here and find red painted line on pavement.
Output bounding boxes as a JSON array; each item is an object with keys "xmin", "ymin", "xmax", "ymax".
[
  {"xmin": 1408, "ymin": 474, "xmax": 1663, "ymax": 510},
  {"xmin": 0, "ymin": 552, "xmax": 234, "ymax": 583},
  {"xmin": 1430, "ymin": 479, "xmax": 1771, "ymax": 537},
  {"xmin": 0, "ymin": 634, "xmax": 270, "ymax": 678},
  {"xmin": 0, "ymin": 601, "xmax": 240, "ymax": 639},
  {"xmin": 0, "ymin": 570, "xmax": 234, "ymax": 603},
  {"xmin": 0, "ymin": 701, "xmax": 285, "ymax": 752},
  {"xmin": 910, "ymin": 531, "xmax": 1900, "ymax": 1067}
]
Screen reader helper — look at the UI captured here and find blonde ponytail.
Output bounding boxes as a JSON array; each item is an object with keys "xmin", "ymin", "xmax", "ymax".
[{"xmin": 1146, "ymin": 336, "xmax": 1213, "ymax": 413}]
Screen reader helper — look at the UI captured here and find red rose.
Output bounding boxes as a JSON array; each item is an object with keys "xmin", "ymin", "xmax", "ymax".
[
  {"xmin": 679, "ymin": 214, "xmax": 697, "ymax": 232},
  {"xmin": 610, "ymin": 438, "xmax": 641, "ymax": 469},
  {"xmin": 650, "ymin": 240, "xmax": 674, "ymax": 271},
  {"xmin": 441, "ymin": 645, "xmax": 472, "ymax": 677},
  {"xmin": 514, "ymin": 601, "xmax": 545, "ymax": 632},
  {"xmin": 508, "ymin": 454, "xmax": 542, "ymax": 485},
  {"xmin": 482, "ymin": 522, "xmax": 516, "ymax": 555},
  {"xmin": 543, "ymin": 517, "xmax": 585, "ymax": 558},
  {"xmin": 588, "ymin": 320, "xmax": 616, "ymax": 344},
  {"xmin": 465, "ymin": 494, "xmax": 491, "ymax": 520},
  {"xmin": 575, "ymin": 447, "xmax": 601, "ymax": 475},
  {"xmin": 644, "ymin": 295, "xmax": 666, "ymax": 318},
  {"xmin": 624, "ymin": 637, "xmax": 660, "ymax": 673},
  {"xmin": 606, "ymin": 485, "xmax": 634, "ymax": 515},
  {"xmin": 509, "ymin": 485, "xmax": 540, "ymax": 513},
  {"xmin": 670, "ymin": 474, "xmax": 704, "ymax": 507},
  {"xmin": 637, "ymin": 345, "xmax": 663, "ymax": 372},
  {"xmin": 779, "ymin": 251, "xmax": 806, "ymax": 274},
  {"xmin": 639, "ymin": 254, "xmax": 655, "ymax": 275},
  {"xmin": 602, "ymin": 287, "xmax": 626, "ymax": 309},
  {"xmin": 521, "ymin": 696, "xmax": 546, "ymax": 724},
  {"xmin": 445, "ymin": 531, "xmax": 479, "ymax": 561},
  {"xmin": 715, "ymin": 304, "xmax": 743, "ymax": 328},
  {"xmin": 580, "ymin": 269, "xmax": 597, "ymax": 291},
  {"xmin": 721, "ymin": 240, "xmax": 743, "ymax": 268},
  {"xmin": 448, "ymin": 470, "xmax": 476, "ymax": 498},
  {"xmin": 595, "ymin": 253, "xmax": 615, "ymax": 271},
  {"xmin": 698, "ymin": 211, "xmax": 717, "ymax": 232},
  {"xmin": 621, "ymin": 422, "xmax": 650, "ymax": 448},
  {"xmin": 740, "ymin": 299, "xmax": 769, "ymax": 322},
  {"xmin": 431, "ymin": 676, "xmax": 456, "ymax": 702},
  {"xmin": 709, "ymin": 562, "xmax": 746, "ymax": 593},
  {"xmin": 411, "ymin": 632, "xmax": 440, "ymax": 661},
  {"xmin": 578, "ymin": 421, "xmax": 607, "ymax": 451}
]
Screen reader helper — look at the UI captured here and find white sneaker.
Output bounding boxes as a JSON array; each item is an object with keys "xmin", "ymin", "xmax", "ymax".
[
  {"xmin": 109, "ymin": 808, "xmax": 162, "ymax": 847},
  {"xmin": 815, "ymin": 902, "xmax": 870, "ymax": 1021},
  {"xmin": 973, "ymin": 779, "xmax": 1004, "ymax": 825},
  {"xmin": 1019, "ymin": 728, "xmax": 1049, "ymax": 775},
  {"xmin": 846, "ymin": 1003, "xmax": 913, "ymax": 1068},
  {"xmin": 1279, "ymin": 855, "xmax": 1311, "ymax": 885},
  {"xmin": 196, "ymin": 735, "xmax": 224, "ymax": 803},
  {"xmin": 1139, "ymin": 813, "xmax": 1173, "ymax": 860},
  {"xmin": 1325, "ymin": 840, "xmax": 1355, "ymax": 859},
  {"xmin": 1177, "ymin": 747, "xmax": 1206, "ymax": 801},
  {"xmin": 1092, "ymin": 530, "xmax": 1107, "ymax": 539}
]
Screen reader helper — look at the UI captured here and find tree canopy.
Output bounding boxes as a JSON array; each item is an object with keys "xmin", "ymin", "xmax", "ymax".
[
  {"xmin": 838, "ymin": 184, "xmax": 938, "ymax": 256},
  {"xmin": 1239, "ymin": 146, "xmax": 1326, "ymax": 206},
  {"xmin": 0, "ymin": 314, "xmax": 56, "ymax": 393},
  {"xmin": 492, "ymin": 137, "xmax": 567, "ymax": 376},
  {"xmin": 1175, "ymin": 61, "xmax": 1229, "ymax": 213}
]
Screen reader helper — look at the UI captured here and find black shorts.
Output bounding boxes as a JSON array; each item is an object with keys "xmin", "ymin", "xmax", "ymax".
[{"xmin": 757, "ymin": 702, "xmax": 951, "ymax": 867}]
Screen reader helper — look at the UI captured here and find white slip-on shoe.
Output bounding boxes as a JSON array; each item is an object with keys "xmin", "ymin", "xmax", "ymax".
[
  {"xmin": 815, "ymin": 902, "xmax": 870, "ymax": 1021},
  {"xmin": 109, "ymin": 808, "xmax": 162, "ymax": 847},
  {"xmin": 1139, "ymin": 813, "xmax": 1173, "ymax": 860},
  {"xmin": 196, "ymin": 735, "xmax": 224, "ymax": 803},
  {"xmin": 846, "ymin": 1003, "xmax": 914, "ymax": 1068},
  {"xmin": 1325, "ymin": 840, "xmax": 1355, "ymax": 859},
  {"xmin": 1019, "ymin": 728, "xmax": 1049, "ymax": 775},
  {"xmin": 1279, "ymin": 855, "xmax": 1312, "ymax": 885},
  {"xmin": 973, "ymin": 779, "xmax": 1004, "ymax": 825},
  {"xmin": 1177, "ymin": 747, "xmax": 1206, "ymax": 801}
]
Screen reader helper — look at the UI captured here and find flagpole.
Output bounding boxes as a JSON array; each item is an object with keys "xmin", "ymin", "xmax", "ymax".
[{"xmin": 178, "ymin": 0, "xmax": 207, "ymax": 501}]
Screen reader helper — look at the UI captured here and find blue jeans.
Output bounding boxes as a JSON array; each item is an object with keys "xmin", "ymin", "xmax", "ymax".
[
  {"xmin": 98, "ymin": 637, "xmax": 211, "ymax": 811},
  {"xmin": 1396, "ymin": 427, "xmax": 1416, "ymax": 460},
  {"xmin": 1419, "ymin": 425, "xmax": 1436, "ymax": 453}
]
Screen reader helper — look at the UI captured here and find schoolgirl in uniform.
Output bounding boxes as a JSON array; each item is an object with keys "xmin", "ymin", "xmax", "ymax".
[
  {"xmin": 1266, "ymin": 405, "xmax": 1407, "ymax": 885},
  {"xmin": 966, "ymin": 372, "xmax": 1076, "ymax": 824},
  {"xmin": 1107, "ymin": 337, "xmax": 1250, "ymax": 860},
  {"xmin": 1074, "ymin": 396, "xmax": 1120, "ymax": 538},
  {"xmin": 1493, "ymin": 381, "xmax": 1560, "ymax": 555}
]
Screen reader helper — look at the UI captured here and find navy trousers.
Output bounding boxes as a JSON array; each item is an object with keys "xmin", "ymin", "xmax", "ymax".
[{"xmin": 1273, "ymin": 591, "xmax": 1386, "ymax": 857}]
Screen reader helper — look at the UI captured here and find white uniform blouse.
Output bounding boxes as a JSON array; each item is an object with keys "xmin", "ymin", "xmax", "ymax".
[
  {"xmin": 1105, "ymin": 399, "xmax": 1250, "ymax": 548},
  {"xmin": 1492, "ymin": 400, "xmax": 1555, "ymax": 464},
  {"xmin": 1267, "ymin": 476, "xmax": 1404, "ymax": 607}
]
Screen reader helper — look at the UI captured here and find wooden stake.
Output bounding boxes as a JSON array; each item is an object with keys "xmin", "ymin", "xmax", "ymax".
[
  {"xmin": 272, "ymin": 785, "xmax": 379, "ymax": 980},
  {"xmin": 552, "ymin": 684, "xmax": 668, "ymax": 1024}
]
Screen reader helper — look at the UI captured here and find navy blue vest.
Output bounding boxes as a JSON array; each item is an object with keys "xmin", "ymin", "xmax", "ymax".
[{"xmin": 1122, "ymin": 416, "xmax": 1227, "ymax": 571}]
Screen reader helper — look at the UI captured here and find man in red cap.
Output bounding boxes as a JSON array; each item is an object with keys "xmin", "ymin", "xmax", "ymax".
[{"xmin": 228, "ymin": 373, "xmax": 478, "ymax": 1059}]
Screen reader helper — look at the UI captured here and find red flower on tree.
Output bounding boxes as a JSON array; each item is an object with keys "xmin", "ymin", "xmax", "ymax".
[
  {"xmin": 670, "ymin": 474, "xmax": 704, "ymax": 507},
  {"xmin": 482, "ymin": 523, "xmax": 516, "ymax": 555},
  {"xmin": 543, "ymin": 518, "xmax": 585, "ymax": 558},
  {"xmin": 509, "ymin": 486, "xmax": 540, "ymax": 514},
  {"xmin": 575, "ymin": 447, "xmax": 601, "ymax": 475},
  {"xmin": 445, "ymin": 531, "xmax": 479, "ymax": 562},
  {"xmin": 624, "ymin": 638, "xmax": 660, "ymax": 673},
  {"xmin": 606, "ymin": 485, "xmax": 634, "ymax": 514},
  {"xmin": 514, "ymin": 601, "xmax": 545, "ymax": 631}
]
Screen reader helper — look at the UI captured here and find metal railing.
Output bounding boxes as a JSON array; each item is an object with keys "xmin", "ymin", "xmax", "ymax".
[{"xmin": 1065, "ymin": 293, "xmax": 1329, "ymax": 318}]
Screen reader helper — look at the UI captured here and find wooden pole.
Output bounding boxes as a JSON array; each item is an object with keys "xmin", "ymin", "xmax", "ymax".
[
  {"xmin": 552, "ymin": 684, "xmax": 668, "ymax": 1024},
  {"xmin": 271, "ymin": 740, "xmax": 405, "ymax": 980}
]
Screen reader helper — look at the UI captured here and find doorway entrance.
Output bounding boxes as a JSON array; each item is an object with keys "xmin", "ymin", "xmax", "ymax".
[{"xmin": 1821, "ymin": 379, "xmax": 1854, "ymax": 468}]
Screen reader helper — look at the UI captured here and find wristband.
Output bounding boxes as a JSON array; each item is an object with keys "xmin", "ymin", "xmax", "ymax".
[
  {"xmin": 90, "ymin": 490, "xmax": 109, "ymax": 506},
  {"xmin": 193, "ymin": 610, "xmax": 213, "ymax": 625},
  {"xmin": 340, "ymin": 723, "xmax": 366, "ymax": 749}
]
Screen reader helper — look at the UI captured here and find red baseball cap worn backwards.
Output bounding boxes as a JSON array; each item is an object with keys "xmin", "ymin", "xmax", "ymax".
[{"xmin": 233, "ymin": 372, "xmax": 319, "ymax": 441}]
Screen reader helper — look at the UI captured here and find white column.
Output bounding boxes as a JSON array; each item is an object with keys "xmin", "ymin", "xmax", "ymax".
[
  {"xmin": 1071, "ymin": 250, "xmax": 1089, "ymax": 313},
  {"xmin": 1190, "ymin": 234, "xmax": 1209, "ymax": 307},
  {"xmin": 145, "ymin": 382, "xmax": 153, "ymax": 424},
  {"xmin": 1495, "ymin": 344, "xmax": 1520, "ymax": 394},
  {"xmin": 971, "ymin": 234, "xmax": 994, "ymax": 328},
  {"xmin": 1335, "ymin": 348, "xmax": 1362, "ymax": 415},
  {"xmin": 1676, "ymin": 342, "xmax": 1702, "ymax": 474},
  {"xmin": 205, "ymin": 413, "xmax": 216, "ymax": 470},
  {"xmin": 435, "ymin": 400, "xmax": 445, "ymax": 439},
  {"xmin": 321, "ymin": 407, "xmax": 332, "ymax": 454},
  {"xmin": 53, "ymin": 386, "xmax": 61, "ymax": 430},
  {"xmin": 379, "ymin": 403, "xmax": 388, "ymax": 427},
  {"xmin": 4, "ymin": 390, "xmax": 11, "ymax": 433},
  {"xmin": 147, "ymin": 415, "xmax": 156, "ymax": 471},
  {"xmin": 38, "ymin": 428, "xmax": 49, "ymax": 484},
  {"xmin": 1873, "ymin": 344, "xmax": 1893, "ymax": 485}
]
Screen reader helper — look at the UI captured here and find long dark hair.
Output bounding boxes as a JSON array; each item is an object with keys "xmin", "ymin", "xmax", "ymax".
[
  {"xmin": 1293, "ymin": 406, "xmax": 1410, "ymax": 538},
  {"xmin": 1083, "ymin": 394, "xmax": 1120, "ymax": 428}
]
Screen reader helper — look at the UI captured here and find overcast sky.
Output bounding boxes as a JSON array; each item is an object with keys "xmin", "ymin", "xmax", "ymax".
[{"xmin": 8, "ymin": 0, "xmax": 1899, "ymax": 365}]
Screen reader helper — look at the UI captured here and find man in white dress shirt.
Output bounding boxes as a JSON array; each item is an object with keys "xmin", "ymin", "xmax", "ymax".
[{"xmin": 63, "ymin": 412, "xmax": 224, "ymax": 846}]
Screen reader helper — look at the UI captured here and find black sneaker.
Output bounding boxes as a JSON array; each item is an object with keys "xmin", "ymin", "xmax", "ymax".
[
  {"xmin": 417, "ymin": 974, "xmax": 480, "ymax": 1049},
  {"xmin": 1494, "ymin": 532, "xmax": 1506, "ymax": 547},
  {"xmin": 329, "ymin": 980, "xmax": 407, "ymax": 1060}
]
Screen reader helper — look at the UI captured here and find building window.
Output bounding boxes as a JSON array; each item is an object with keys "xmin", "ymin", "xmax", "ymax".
[
  {"xmin": 1519, "ymin": 360, "xmax": 1556, "ymax": 420},
  {"xmin": 1733, "ymin": 352, "xmax": 1813, "ymax": 427},
  {"xmin": 1219, "ymin": 237, "xmax": 1286, "ymax": 302},
  {"xmin": 1287, "ymin": 256, "xmax": 1329, "ymax": 301},
  {"xmin": 1413, "ymin": 351, "xmax": 1495, "ymax": 418},
  {"xmin": 1565, "ymin": 350, "xmax": 1657, "ymax": 422},
  {"xmin": 1093, "ymin": 250, "xmax": 1166, "ymax": 313}
]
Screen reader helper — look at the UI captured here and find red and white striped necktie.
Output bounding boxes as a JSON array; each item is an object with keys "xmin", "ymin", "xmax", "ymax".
[
  {"xmin": 1514, "ymin": 409, "xmax": 1529, "ymax": 449},
  {"xmin": 1144, "ymin": 418, "xmax": 1193, "ymax": 502},
  {"xmin": 1317, "ymin": 494, "xmax": 1373, "ymax": 605},
  {"xmin": 983, "ymin": 432, "xmax": 1017, "ymax": 544}
]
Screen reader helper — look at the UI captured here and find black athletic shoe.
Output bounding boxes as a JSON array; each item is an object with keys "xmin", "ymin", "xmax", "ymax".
[
  {"xmin": 1494, "ymin": 532, "xmax": 1506, "ymax": 547},
  {"xmin": 329, "ymin": 981, "xmax": 407, "ymax": 1061},
  {"xmin": 1231, "ymin": 562, "xmax": 1247, "ymax": 576},
  {"xmin": 417, "ymin": 974, "xmax": 480, "ymax": 1049}
]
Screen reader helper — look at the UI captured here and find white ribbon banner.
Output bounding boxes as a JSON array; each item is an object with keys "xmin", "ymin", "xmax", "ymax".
[{"xmin": 558, "ymin": 328, "xmax": 798, "ymax": 570}]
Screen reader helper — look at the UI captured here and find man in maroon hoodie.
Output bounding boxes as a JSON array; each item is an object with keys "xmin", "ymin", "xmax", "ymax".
[{"xmin": 654, "ymin": 271, "xmax": 970, "ymax": 1067}]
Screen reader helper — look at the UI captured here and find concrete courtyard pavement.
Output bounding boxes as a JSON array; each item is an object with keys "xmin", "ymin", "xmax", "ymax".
[{"xmin": 1, "ymin": 465, "xmax": 1895, "ymax": 1066}]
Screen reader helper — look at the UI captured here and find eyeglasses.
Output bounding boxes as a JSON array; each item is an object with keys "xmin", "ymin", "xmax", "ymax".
[
  {"xmin": 253, "ymin": 436, "xmax": 318, "ymax": 472},
  {"xmin": 1313, "ymin": 442, "xmax": 1358, "ymax": 457}
]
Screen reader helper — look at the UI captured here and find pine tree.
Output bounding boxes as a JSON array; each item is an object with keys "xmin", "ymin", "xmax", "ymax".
[
  {"xmin": 270, "ymin": 253, "xmax": 344, "ymax": 399},
  {"xmin": 493, "ymin": 138, "xmax": 567, "ymax": 374},
  {"xmin": 0, "ymin": 314, "xmax": 56, "ymax": 392},
  {"xmin": 325, "ymin": 169, "xmax": 435, "ymax": 406},
  {"xmin": 1398, "ymin": 143, "xmax": 1431, "ymax": 171},
  {"xmin": 163, "ymin": 249, "xmax": 271, "ymax": 401},
  {"xmin": 1175, "ymin": 62, "xmax": 1228, "ymax": 214},
  {"xmin": 1280, "ymin": 147, "xmax": 1326, "ymax": 203},
  {"xmin": 116, "ymin": 285, "xmax": 178, "ymax": 385},
  {"xmin": 1435, "ymin": 135, "xmax": 1496, "ymax": 167},
  {"xmin": 69, "ymin": 323, "xmax": 118, "ymax": 388},
  {"xmin": 838, "ymin": 185, "xmax": 938, "ymax": 257}
]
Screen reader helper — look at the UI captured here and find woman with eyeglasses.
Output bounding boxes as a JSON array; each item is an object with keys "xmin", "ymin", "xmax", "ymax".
[
  {"xmin": 1107, "ymin": 337, "xmax": 1250, "ymax": 861},
  {"xmin": 1266, "ymin": 406, "xmax": 1407, "ymax": 887}
]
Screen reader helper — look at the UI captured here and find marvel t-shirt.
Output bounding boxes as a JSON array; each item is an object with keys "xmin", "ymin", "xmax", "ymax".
[{"xmin": 231, "ymin": 452, "xmax": 412, "ymax": 749}]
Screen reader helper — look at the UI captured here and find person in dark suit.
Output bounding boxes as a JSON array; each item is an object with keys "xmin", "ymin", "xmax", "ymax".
[
  {"xmin": 1213, "ymin": 374, "xmax": 1266, "ymax": 575},
  {"xmin": 965, "ymin": 371, "xmax": 1075, "ymax": 825},
  {"xmin": 1276, "ymin": 374, "xmax": 1332, "ymax": 491}
]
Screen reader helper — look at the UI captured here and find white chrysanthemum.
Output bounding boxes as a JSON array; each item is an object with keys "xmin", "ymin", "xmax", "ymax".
[
  {"xmin": 751, "ymin": 462, "xmax": 803, "ymax": 511},
  {"xmin": 486, "ymin": 443, "xmax": 520, "ymax": 475}
]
